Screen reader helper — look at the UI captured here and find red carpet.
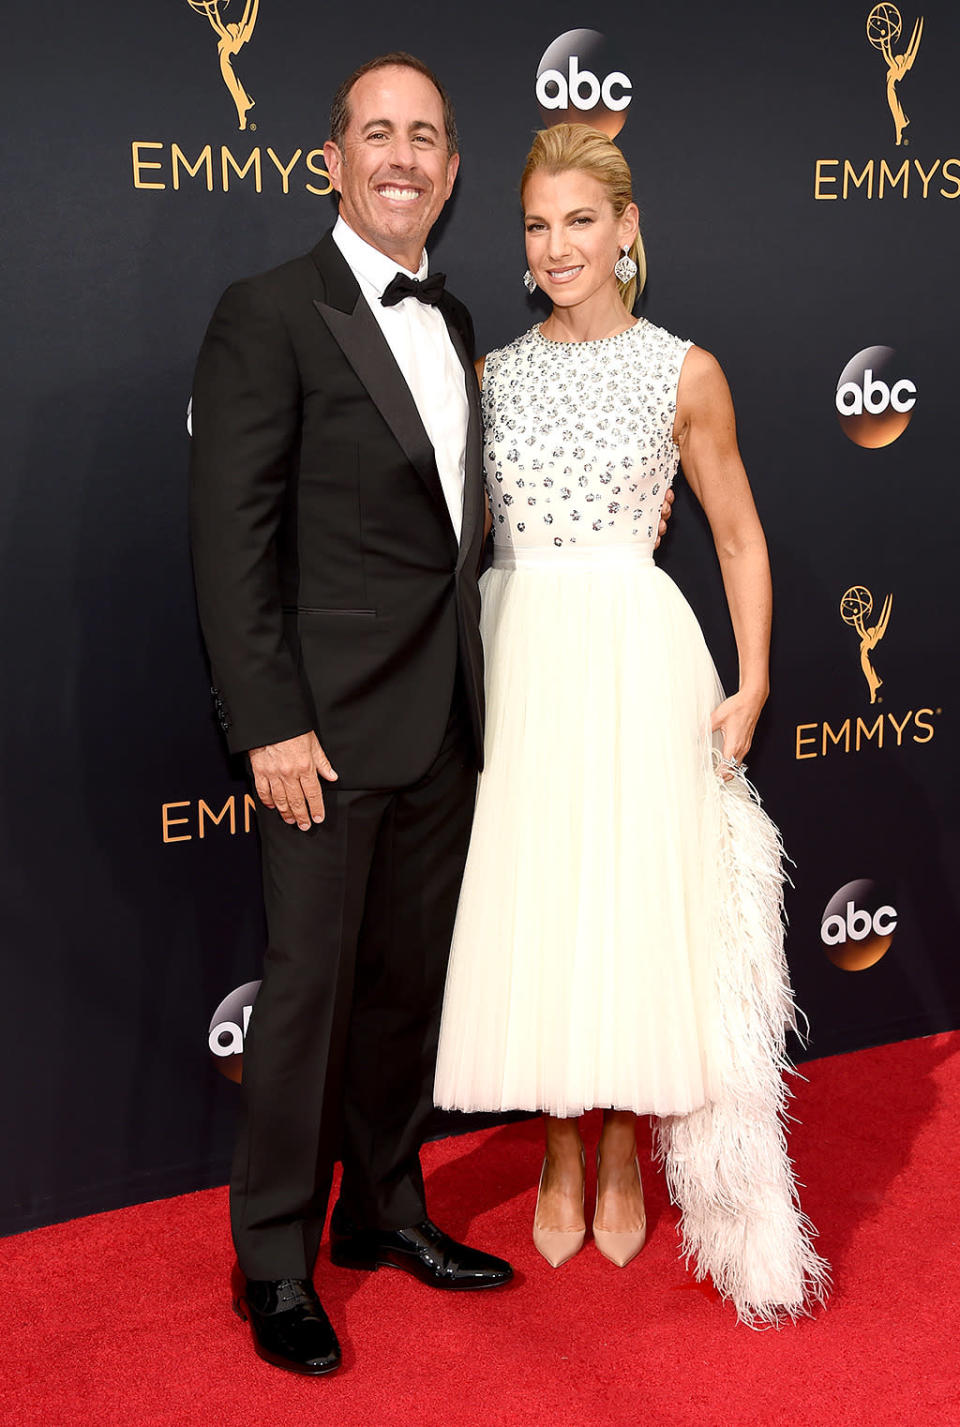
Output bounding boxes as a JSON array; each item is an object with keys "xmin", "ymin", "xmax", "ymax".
[{"xmin": 3, "ymin": 1033, "xmax": 959, "ymax": 1427}]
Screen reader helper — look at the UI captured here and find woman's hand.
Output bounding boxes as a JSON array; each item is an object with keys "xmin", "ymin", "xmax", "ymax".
[{"xmin": 710, "ymin": 688, "xmax": 768, "ymax": 779}]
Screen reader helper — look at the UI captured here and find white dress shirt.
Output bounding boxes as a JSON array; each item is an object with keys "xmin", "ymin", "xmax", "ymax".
[{"xmin": 332, "ymin": 216, "xmax": 468, "ymax": 541}]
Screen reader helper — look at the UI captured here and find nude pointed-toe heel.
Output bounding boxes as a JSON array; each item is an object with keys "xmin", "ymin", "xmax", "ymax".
[
  {"xmin": 593, "ymin": 1155, "xmax": 647, "ymax": 1267},
  {"xmin": 532, "ymin": 1157, "xmax": 586, "ymax": 1268}
]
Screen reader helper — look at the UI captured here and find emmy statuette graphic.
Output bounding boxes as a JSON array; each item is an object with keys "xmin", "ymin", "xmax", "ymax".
[
  {"xmin": 187, "ymin": 0, "xmax": 260, "ymax": 131},
  {"xmin": 866, "ymin": 4, "xmax": 923, "ymax": 146},
  {"xmin": 840, "ymin": 585, "xmax": 893, "ymax": 705}
]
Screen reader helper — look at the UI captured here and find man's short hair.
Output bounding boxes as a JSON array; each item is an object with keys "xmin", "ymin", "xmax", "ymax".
[{"xmin": 329, "ymin": 52, "xmax": 459, "ymax": 156}]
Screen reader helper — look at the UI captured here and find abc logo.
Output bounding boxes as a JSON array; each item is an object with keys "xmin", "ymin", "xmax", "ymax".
[
  {"xmin": 835, "ymin": 346, "xmax": 916, "ymax": 448},
  {"xmin": 820, "ymin": 879, "xmax": 898, "ymax": 971},
  {"xmin": 536, "ymin": 29, "xmax": 632, "ymax": 138},
  {"xmin": 208, "ymin": 979, "xmax": 261, "ymax": 1082}
]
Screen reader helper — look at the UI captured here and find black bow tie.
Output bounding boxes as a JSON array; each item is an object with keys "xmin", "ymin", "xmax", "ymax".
[{"xmin": 380, "ymin": 271, "xmax": 446, "ymax": 308}]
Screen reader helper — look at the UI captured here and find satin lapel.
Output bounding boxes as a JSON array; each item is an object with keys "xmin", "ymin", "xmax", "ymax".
[
  {"xmin": 312, "ymin": 294, "xmax": 451, "ymax": 525},
  {"xmin": 441, "ymin": 307, "xmax": 483, "ymax": 570}
]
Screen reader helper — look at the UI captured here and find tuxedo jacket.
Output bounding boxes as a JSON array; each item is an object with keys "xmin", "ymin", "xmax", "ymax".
[{"xmin": 189, "ymin": 230, "xmax": 486, "ymax": 789}]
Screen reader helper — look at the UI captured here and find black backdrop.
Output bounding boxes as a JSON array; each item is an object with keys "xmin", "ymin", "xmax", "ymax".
[{"xmin": 2, "ymin": 1, "xmax": 957, "ymax": 1235}]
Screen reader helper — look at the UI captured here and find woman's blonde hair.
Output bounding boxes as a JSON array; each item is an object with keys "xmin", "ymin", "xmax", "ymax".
[{"xmin": 520, "ymin": 124, "xmax": 646, "ymax": 312}]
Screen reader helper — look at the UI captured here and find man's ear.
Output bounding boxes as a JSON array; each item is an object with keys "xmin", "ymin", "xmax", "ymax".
[
  {"xmin": 322, "ymin": 141, "xmax": 344, "ymax": 194},
  {"xmin": 444, "ymin": 151, "xmax": 460, "ymax": 199}
]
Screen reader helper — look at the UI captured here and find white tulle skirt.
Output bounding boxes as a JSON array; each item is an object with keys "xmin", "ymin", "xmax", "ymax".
[
  {"xmin": 437, "ymin": 550, "xmax": 737, "ymax": 1117},
  {"xmin": 434, "ymin": 547, "xmax": 829, "ymax": 1324}
]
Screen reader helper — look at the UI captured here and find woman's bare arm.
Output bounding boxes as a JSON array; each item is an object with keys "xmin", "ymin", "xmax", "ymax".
[{"xmin": 674, "ymin": 347, "xmax": 771, "ymax": 771}]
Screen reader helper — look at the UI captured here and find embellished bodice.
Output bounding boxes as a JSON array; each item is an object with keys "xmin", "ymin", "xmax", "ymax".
[{"xmin": 482, "ymin": 319, "xmax": 692, "ymax": 561}]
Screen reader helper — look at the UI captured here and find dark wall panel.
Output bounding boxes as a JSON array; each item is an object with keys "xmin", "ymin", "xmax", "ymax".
[{"xmin": 2, "ymin": 1, "xmax": 957, "ymax": 1232}]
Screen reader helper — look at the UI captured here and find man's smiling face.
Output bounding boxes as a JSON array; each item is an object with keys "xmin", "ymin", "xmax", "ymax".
[{"xmin": 323, "ymin": 65, "xmax": 459, "ymax": 271}]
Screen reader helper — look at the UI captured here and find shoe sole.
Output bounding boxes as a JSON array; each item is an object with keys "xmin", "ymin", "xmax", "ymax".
[{"xmin": 329, "ymin": 1245, "xmax": 513, "ymax": 1290}]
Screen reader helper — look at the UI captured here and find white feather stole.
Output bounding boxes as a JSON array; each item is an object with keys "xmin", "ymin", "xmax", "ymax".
[{"xmin": 653, "ymin": 764, "xmax": 831, "ymax": 1326}]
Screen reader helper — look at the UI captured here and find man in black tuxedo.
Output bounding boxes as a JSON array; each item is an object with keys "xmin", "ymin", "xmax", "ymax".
[{"xmin": 189, "ymin": 53, "xmax": 511, "ymax": 1377}]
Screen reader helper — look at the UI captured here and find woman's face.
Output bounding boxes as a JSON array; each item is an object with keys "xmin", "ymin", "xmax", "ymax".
[{"xmin": 522, "ymin": 169, "xmax": 637, "ymax": 309}]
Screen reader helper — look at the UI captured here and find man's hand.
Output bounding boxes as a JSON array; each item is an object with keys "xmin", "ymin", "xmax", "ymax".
[
  {"xmin": 249, "ymin": 732, "xmax": 338, "ymax": 830},
  {"xmin": 653, "ymin": 487, "xmax": 675, "ymax": 550}
]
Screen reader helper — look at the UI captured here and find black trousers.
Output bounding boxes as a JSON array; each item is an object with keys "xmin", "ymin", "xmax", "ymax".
[{"xmin": 231, "ymin": 692, "xmax": 476, "ymax": 1280}]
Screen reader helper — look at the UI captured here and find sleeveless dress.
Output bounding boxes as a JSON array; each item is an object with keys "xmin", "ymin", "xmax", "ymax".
[{"xmin": 434, "ymin": 319, "xmax": 829, "ymax": 1325}]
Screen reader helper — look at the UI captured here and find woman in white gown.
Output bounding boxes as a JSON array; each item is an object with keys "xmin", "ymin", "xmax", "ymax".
[{"xmin": 434, "ymin": 124, "xmax": 828, "ymax": 1325}]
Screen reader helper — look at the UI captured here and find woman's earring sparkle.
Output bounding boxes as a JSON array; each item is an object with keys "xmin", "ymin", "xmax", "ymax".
[
  {"xmin": 523, "ymin": 269, "xmax": 537, "ymax": 294},
  {"xmin": 614, "ymin": 248, "xmax": 638, "ymax": 283}
]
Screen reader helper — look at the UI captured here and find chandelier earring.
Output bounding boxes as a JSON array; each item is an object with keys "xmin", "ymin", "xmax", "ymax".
[
  {"xmin": 523, "ymin": 269, "xmax": 537, "ymax": 294},
  {"xmin": 614, "ymin": 247, "xmax": 638, "ymax": 283}
]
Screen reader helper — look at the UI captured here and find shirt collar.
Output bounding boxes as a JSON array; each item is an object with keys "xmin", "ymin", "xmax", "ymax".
[{"xmin": 333, "ymin": 215, "xmax": 429, "ymax": 297}]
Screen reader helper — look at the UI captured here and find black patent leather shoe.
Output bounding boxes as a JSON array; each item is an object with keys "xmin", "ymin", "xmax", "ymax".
[
  {"xmin": 330, "ymin": 1217, "xmax": 513, "ymax": 1290},
  {"xmin": 232, "ymin": 1266, "xmax": 341, "ymax": 1376}
]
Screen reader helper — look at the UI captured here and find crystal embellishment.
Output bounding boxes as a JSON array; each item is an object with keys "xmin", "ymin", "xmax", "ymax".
[{"xmin": 480, "ymin": 319, "xmax": 691, "ymax": 562}]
